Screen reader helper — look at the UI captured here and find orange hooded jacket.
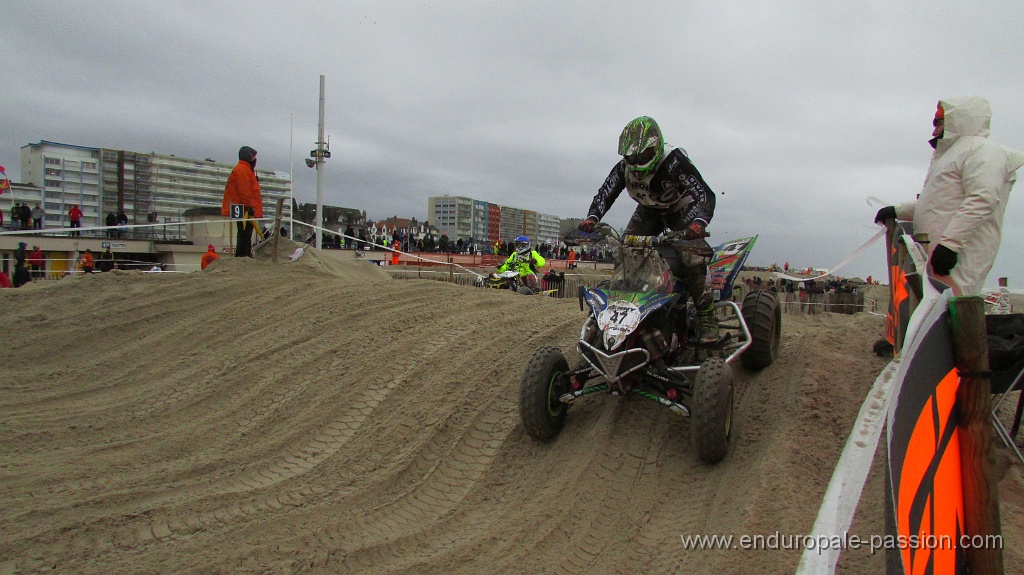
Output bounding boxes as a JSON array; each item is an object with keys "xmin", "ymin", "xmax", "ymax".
[
  {"xmin": 201, "ymin": 246, "xmax": 220, "ymax": 270},
  {"xmin": 221, "ymin": 161, "xmax": 263, "ymax": 218}
]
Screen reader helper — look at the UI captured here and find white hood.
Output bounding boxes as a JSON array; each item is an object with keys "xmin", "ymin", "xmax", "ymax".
[{"xmin": 897, "ymin": 96, "xmax": 1023, "ymax": 295}]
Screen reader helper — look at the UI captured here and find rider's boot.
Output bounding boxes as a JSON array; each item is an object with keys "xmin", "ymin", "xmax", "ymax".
[{"xmin": 698, "ymin": 301, "xmax": 720, "ymax": 344}]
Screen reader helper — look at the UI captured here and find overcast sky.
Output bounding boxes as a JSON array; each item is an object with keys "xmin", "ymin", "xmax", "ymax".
[{"xmin": 3, "ymin": 1, "xmax": 1023, "ymax": 283}]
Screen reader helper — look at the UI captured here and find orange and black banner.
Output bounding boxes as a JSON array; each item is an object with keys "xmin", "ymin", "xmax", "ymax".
[
  {"xmin": 884, "ymin": 222, "xmax": 914, "ymax": 353},
  {"xmin": 887, "ymin": 295, "xmax": 967, "ymax": 574}
]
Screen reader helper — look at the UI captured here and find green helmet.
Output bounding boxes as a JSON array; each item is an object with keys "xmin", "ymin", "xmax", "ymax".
[{"xmin": 618, "ymin": 116, "xmax": 664, "ymax": 176}]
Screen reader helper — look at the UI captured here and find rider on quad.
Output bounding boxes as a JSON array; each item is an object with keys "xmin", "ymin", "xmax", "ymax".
[
  {"xmin": 497, "ymin": 235, "xmax": 546, "ymax": 291},
  {"xmin": 578, "ymin": 116, "xmax": 720, "ymax": 343}
]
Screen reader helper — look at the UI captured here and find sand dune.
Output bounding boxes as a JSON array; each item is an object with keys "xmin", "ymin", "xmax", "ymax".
[{"xmin": 2, "ymin": 241, "xmax": 1021, "ymax": 574}]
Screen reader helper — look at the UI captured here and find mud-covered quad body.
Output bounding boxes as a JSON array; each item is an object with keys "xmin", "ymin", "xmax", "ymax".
[
  {"xmin": 518, "ymin": 226, "xmax": 781, "ymax": 463},
  {"xmin": 479, "ymin": 269, "xmax": 555, "ymax": 296},
  {"xmin": 481, "ymin": 269, "xmax": 524, "ymax": 291},
  {"xmin": 478, "ymin": 269, "xmax": 537, "ymax": 295}
]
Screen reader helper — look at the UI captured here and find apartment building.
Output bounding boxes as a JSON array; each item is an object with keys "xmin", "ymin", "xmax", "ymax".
[
  {"xmin": 20, "ymin": 142, "xmax": 102, "ymax": 228},
  {"xmin": 427, "ymin": 194, "xmax": 564, "ymax": 245},
  {"xmin": 19, "ymin": 141, "xmax": 291, "ymax": 237}
]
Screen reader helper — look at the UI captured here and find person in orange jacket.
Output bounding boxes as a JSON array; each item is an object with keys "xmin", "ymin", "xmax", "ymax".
[
  {"xmin": 221, "ymin": 146, "xmax": 263, "ymax": 257},
  {"xmin": 391, "ymin": 239, "xmax": 400, "ymax": 265},
  {"xmin": 201, "ymin": 244, "xmax": 220, "ymax": 270},
  {"xmin": 79, "ymin": 249, "xmax": 95, "ymax": 274}
]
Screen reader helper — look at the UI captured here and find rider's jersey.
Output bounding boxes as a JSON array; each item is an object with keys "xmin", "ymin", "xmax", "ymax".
[
  {"xmin": 498, "ymin": 250, "xmax": 546, "ymax": 276},
  {"xmin": 585, "ymin": 147, "xmax": 716, "ymax": 226}
]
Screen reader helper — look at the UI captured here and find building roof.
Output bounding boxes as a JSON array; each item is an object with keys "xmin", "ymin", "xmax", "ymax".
[{"xmin": 21, "ymin": 140, "xmax": 101, "ymax": 152}]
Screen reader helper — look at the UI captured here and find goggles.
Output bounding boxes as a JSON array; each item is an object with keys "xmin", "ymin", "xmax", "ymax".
[{"xmin": 624, "ymin": 147, "xmax": 657, "ymax": 167}]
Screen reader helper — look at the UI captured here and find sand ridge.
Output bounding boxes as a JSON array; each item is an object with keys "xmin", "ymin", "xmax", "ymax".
[{"xmin": 1, "ymin": 246, "xmax": 1021, "ymax": 574}]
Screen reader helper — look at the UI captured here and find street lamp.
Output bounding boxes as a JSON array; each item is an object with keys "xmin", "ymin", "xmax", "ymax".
[{"xmin": 311, "ymin": 74, "xmax": 329, "ymax": 250}]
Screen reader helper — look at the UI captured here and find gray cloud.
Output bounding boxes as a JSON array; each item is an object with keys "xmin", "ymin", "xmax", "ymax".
[{"xmin": 3, "ymin": 1, "xmax": 1023, "ymax": 283}]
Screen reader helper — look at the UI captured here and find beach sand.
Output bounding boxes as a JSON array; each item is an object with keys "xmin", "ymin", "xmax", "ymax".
[{"xmin": 1, "ymin": 240, "xmax": 1021, "ymax": 574}]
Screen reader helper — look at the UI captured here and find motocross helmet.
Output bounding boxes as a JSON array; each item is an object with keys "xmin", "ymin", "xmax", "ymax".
[
  {"xmin": 514, "ymin": 235, "xmax": 531, "ymax": 256},
  {"xmin": 618, "ymin": 116, "xmax": 664, "ymax": 177}
]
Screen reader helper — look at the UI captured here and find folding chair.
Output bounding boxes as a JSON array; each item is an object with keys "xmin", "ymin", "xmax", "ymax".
[{"xmin": 988, "ymin": 314, "xmax": 1024, "ymax": 465}]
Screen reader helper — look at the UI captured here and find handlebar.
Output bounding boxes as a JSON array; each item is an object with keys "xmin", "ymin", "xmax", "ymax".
[
  {"xmin": 565, "ymin": 222, "xmax": 712, "ymax": 255},
  {"xmin": 621, "ymin": 231, "xmax": 713, "ymax": 257}
]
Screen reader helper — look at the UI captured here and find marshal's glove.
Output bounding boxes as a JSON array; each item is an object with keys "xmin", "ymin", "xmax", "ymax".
[
  {"xmin": 874, "ymin": 205, "xmax": 897, "ymax": 224},
  {"xmin": 930, "ymin": 244, "xmax": 958, "ymax": 276},
  {"xmin": 578, "ymin": 217, "xmax": 597, "ymax": 233},
  {"xmin": 685, "ymin": 220, "xmax": 707, "ymax": 240}
]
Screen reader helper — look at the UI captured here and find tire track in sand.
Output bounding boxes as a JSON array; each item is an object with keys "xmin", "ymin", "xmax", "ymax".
[
  {"xmin": 125, "ymin": 324, "xmax": 474, "ymax": 545},
  {"xmin": 282, "ymin": 394, "xmax": 515, "ymax": 572}
]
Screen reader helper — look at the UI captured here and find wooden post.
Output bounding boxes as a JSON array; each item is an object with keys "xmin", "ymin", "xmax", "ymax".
[
  {"xmin": 272, "ymin": 198, "xmax": 284, "ymax": 263},
  {"xmin": 448, "ymin": 255, "xmax": 454, "ymax": 283},
  {"xmin": 949, "ymin": 296, "xmax": 1003, "ymax": 574}
]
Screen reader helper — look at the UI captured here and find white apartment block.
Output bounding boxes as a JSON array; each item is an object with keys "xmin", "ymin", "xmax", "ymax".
[
  {"xmin": 20, "ymin": 142, "xmax": 102, "ymax": 228},
  {"xmin": 18, "ymin": 141, "xmax": 291, "ymax": 238},
  {"xmin": 536, "ymin": 212, "xmax": 561, "ymax": 246}
]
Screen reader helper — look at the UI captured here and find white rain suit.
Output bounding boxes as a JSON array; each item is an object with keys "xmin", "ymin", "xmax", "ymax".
[{"xmin": 896, "ymin": 96, "xmax": 1024, "ymax": 295}]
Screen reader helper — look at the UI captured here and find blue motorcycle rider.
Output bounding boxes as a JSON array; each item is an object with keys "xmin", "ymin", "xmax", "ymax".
[
  {"xmin": 496, "ymin": 235, "xmax": 546, "ymax": 291},
  {"xmin": 578, "ymin": 116, "xmax": 719, "ymax": 343}
]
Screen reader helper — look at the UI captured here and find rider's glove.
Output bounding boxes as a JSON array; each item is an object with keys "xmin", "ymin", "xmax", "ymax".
[
  {"xmin": 578, "ymin": 217, "xmax": 598, "ymax": 233},
  {"xmin": 685, "ymin": 220, "xmax": 706, "ymax": 240},
  {"xmin": 930, "ymin": 244, "xmax": 958, "ymax": 276},
  {"xmin": 874, "ymin": 205, "xmax": 897, "ymax": 224}
]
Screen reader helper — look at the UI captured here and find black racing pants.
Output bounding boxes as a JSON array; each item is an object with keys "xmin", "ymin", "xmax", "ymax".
[
  {"xmin": 623, "ymin": 205, "xmax": 713, "ymax": 308},
  {"xmin": 235, "ymin": 220, "xmax": 254, "ymax": 258}
]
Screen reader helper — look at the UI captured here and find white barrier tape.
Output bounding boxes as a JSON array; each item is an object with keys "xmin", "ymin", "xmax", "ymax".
[
  {"xmin": 10, "ymin": 258, "xmax": 196, "ymax": 268},
  {"xmin": 286, "ymin": 219, "xmax": 489, "ymax": 280},
  {"xmin": 774, "ymin": 229, "xmax": 884, "ymax": 283},
  {"xmin": 0, "ymin": 217, "xmax": 277, "ymax": 237},
  {"xmin": 796, "ymin": 359, "xmax": 900, "ymax": 574},
  {"xmin": 865, "ymin": 195, "xmax": 892, "ymax": 210}
]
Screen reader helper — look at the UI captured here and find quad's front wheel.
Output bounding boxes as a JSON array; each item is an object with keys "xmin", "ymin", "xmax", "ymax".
[
  {"xmin": 740, "ymin": 290, "xmax": 782, "ymax": 370},
  {"xmin": 519, "ymin": 346, "xmax": 570, "ymax": 440},
  {"xmin": 690, "ymin": 357, "xmax": 734, "ymax": 463}
]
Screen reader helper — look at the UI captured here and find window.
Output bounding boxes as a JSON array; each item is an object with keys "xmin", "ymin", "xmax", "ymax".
[{"xmin": 45, "ymin": 157, "xmax": 61, "ymax": 165}]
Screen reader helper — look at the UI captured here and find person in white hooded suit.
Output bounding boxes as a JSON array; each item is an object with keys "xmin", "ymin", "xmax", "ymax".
[{"xmin": 876, "ymin": 96, "xmax": 1024, "ymax": 295}]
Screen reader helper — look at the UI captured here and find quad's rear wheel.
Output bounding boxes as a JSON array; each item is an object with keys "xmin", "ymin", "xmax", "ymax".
[
  {"xmin": 517, "ymin": 286, "xmax": 535, "ymax": 295},
  {"xmin": 519, "ymin": 346, "xmax": 570, "ymax": 440},
  {"xmin": 740, "ymin": 289, "xmax": 782, "ymax": 370},
  {"xmin": 690, "ymin": 357, "xmax": 734, "ymax": 463}
]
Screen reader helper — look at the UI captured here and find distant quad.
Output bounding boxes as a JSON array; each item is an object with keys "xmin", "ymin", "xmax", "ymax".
[
  {"xmin": 477, "ymin": 269, "xmax": 534, "ymax": 295},
  {"xmin": 518, "ymin": 224, "xmax": 781, "ymax": 463}
]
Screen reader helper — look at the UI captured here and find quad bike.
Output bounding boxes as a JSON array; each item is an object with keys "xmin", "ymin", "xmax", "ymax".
[
  {"xmin": 477, "ymin": 269, "xmax": 553, "ymax": 296},
  {"xmin": 518, "ymin": 224, "xmax": 781, "ymax": 463},
  {"xmin": 477, "ymin": 269, "xmax": 534, "ymax": 295}
]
